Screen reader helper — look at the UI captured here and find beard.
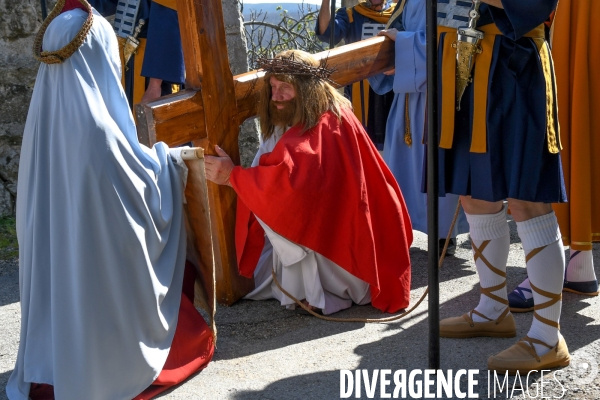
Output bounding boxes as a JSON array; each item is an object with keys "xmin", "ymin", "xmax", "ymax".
[{"xmin": 269, "ymin": 98, "xmax": 297, "ymax": 128}]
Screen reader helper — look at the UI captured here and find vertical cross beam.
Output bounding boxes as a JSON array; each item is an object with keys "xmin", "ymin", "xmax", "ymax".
[{"xmin": 175, "ymin": 0, "xmax": 254, "ymax": 304}]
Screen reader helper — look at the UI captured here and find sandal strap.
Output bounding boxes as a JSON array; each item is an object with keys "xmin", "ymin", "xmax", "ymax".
[
  {"xmin": 516, "ymin": 335, "xmax": 554, "ymax": 362},
  {"xmin": 469, "ymin": 309, "xmax": 492, "ymax": 322},
  {"xmin": 530, "ymin": 282, "xmax": 562, "ymax": 329},
  {"xmin": 525, "ymin": 246, "xmax": 562, "ymax": 330},
  {"xmin": 471, "ymin": 238, "xmax": 508, "ymax": 306},
  {"xmin": 465, "ymin": 306, "xmax": 509, "ymax": 325},
  {"xmin": 494, "ymin": 306, "xmax": 510, "ymax": 324},
  {"xmin": 525, "ymin": 246, "xmax": 546, "ymax": 263},
  {"xmin": 471, "ymin": 239, "xmax": 507, "ymax": 278},
  {"xmin": 480, "ymin": 281, "xmax": 509, "ymax": 305},
  {"xmin": 512, "ymin": 284, "xmax": 532, "ymax": 301}
]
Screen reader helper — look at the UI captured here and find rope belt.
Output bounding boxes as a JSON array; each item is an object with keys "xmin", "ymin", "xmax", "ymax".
[
  {"xmin": 438, "ymin": 23, "xmax": 560, "ymax": 154},
  {"xmin": 271, "ymin": 200, "xmax": 462, "ymax": 323}
]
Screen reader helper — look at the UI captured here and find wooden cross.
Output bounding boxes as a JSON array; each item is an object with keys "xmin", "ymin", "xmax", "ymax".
[{"xmin": 135, "ymin": 0, "xmax": 395, "ymax": 305}]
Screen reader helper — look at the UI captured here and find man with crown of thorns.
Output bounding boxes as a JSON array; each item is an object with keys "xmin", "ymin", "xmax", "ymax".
[{"xmin": 205, "ymin": 50, "xmax": 413, "ymax": 316}]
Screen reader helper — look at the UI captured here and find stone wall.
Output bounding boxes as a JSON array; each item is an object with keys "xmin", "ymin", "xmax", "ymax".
[
  {"xmin": 223, "ymin": 0, "xmax": 260, "ymax": 168},
  {"xmin": 0, "ymin": 0, "xmax": 258, "ymax": 217},
  {"xmin": 0, "ymin": 0, "xmax": 51, "ymax": 216}
]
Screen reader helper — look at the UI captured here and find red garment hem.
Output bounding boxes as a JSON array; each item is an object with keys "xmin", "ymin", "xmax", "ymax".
[{"xmin": 29, "ymin": 262, "xmax": 214, "ymax": 400}]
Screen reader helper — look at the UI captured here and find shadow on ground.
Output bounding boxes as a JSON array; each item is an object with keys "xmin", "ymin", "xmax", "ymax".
[
  {"xmin": 215, "ymin": 242, "xmax": 600, "ymax": 400},
  {"xmin": 0, "ymin": 268, "xmax": 19, "ymax": 307},
  {"xmin": 0, "ymin": 370, "xmax": 13, "ymax": 398}
]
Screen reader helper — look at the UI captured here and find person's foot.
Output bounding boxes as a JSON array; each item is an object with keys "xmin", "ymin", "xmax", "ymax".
[
  {"xmin": 440, "ymin": 309, "xmax": 516, "ymax": 338},
  {"xmin": 509, "ymin": 277, "xmax": 598, "ymax": 313},
  {"xmin": 488, "ymin": 333, "xmax": 570, "ymax": 374},
  {"xmin": 508, "ymin": 282, "xmax": 534, "ymax": 313},
  {"xmin": 563, "ymin": 249, "xmax": 598, "ymax": 295},
  {"xmin": 563, "ymin": 279, "xmax": 599, "ymax": 296},
  {"xmin": 439, "ymin": 238, "xmax": 456, "ymax": 257}
]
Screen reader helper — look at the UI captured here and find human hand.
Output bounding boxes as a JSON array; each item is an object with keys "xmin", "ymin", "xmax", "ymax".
[
  {"xmin": 204, "ymin": 145, "xmax": 234, "ymax": 186},
  {"xmin": 378, "ymin": 29, "xmax": 397, "ymax": 75},
  {"xmin": 378, "ymin": 28, "xmax": 398, "ymax": 42}
]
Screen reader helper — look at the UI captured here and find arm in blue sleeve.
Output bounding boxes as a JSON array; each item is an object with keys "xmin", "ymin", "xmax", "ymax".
[
  {"xmin": 141, "ymin": 3, "xmax": 185, "ymax": 84},
  {"xmin": 369, "ymin": 74, "xmax": 394, "ymax": 95},
  {"xmin": 315, "ymin": 8, "xmax": 351, "ymax": 45},
  {"xmin": 88, "ymin": 0, "xmax": 117, "ymax": 16},
  {"xmin": 490, "ymin": 0, "xmax": 557, "ymax": 40},
  {"xmin": 392, "ymin": 29, "xmax": 427, "ymax": 93},
  {"xmin": 369, "ymin": 28, "xmax": 427, "ymax": 95}
]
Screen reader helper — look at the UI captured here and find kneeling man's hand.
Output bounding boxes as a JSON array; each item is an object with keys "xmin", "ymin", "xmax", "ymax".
[{"xmin": 205, "ymin": 145, "xmax": 234, "ymax": 187}]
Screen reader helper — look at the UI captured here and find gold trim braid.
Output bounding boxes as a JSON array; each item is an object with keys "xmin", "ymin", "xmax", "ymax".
[
  {"xmin": 385, "ymin": 0, "xmax": 408, "ymax": 29},
  {"xmin": 404, "ymin": 93, "xmax": 412, "ymax": 146},
  {"xmin": 33, "ymin": 0, "xmax": 94, "ymax": 64}
]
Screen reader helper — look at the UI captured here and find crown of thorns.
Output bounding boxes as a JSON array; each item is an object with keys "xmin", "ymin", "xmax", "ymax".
[
  {"xmin": 33, "ymin": 0, "xmax": 94, "ymax": 64},
  {"xmin": 257, "ymin": 54, "xmax": 337, "ymax": 84}
]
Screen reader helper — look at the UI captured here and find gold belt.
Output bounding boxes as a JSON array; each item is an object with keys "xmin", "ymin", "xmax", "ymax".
[
  {"xmin": 152, "ymin": 0, "xmax": 177, "ymax": 10},
  {"xmin": 438, "ymin": 24, "xmax": 560, "ymax": 154}
]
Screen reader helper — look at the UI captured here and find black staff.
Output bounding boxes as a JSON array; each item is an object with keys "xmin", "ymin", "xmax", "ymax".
[
  {"xmin": 329, "ymin": 0, "xmax": 336, "ymax": 49},
  {"xmin": 41, "ymin": 0, "xmax": 48, "ymax": 20},
  {"xmin": 426, "ymin": 0, "xmax": 440, "ymax": 370}
]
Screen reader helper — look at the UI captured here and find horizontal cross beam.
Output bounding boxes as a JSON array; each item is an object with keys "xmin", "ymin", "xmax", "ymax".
[{"xmin": 136, "ymin": 37, "xmax": 395, "ymax": 147}]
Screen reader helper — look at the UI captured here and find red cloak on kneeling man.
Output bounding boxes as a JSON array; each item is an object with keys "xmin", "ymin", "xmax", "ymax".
[{"xmin": 232, "ymin": 105, "xmax": 413, "ymax": 313}]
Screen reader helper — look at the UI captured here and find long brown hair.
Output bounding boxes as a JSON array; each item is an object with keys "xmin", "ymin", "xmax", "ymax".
[{"xmin": 257, "ymin": 50, "xmax": 352, "ymax": 140}]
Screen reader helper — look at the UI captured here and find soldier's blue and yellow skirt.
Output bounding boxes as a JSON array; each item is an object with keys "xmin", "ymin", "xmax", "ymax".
[{"xmin": 433, "ymin": 23, "xmax": 566, "ymax": 204}]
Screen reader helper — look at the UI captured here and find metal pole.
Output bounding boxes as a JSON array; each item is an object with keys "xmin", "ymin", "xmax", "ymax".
[
  {"xmin": 329, "ymin": 0, "xmax": 336, "ymax": 49},
  {"xmin": 41, "ymin": 0, "xmax": 48, "ymax": 20},
  {"xmin": 426, "ymin": 0, "xmax": 440, "ymax": 370}
]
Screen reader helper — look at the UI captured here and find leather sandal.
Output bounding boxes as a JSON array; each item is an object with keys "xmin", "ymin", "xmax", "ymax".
[
  {"xmin": 440, "ymin": 308, "xmax": 516, "ymax": 338},
  {"xmin": 563, "ymin": 279, "xmax": 599, "ymax": 296},
  {"xmin": 441, "ymin": 239, "xmax": 516, "ymax": 338},
  {"xmin": 508, "ymin": 285, "xmax": 534, "ymax": 312},
  {"xmin": 489, "ymin": 275, "xmax": 570, "ymax": 374},
  {"xmin": 488, "ymin": 333, "xmax": 570, "ymax": 374}
]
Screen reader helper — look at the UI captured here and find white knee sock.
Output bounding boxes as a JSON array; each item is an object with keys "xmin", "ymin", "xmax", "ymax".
[
  {"xmin": 566, "ymin": 249, "xmax": 597, "ymax": 282},
  {"xmin": 513, "ymin": 248, "xmax": 597, "ymax": 298},
  {"xmin": 465, "ymin": 209, "xmax": 510, "ymax": 322},
  {"xmin": 517, "ymin": 212, "xmax": 564, "ymax": 355}
]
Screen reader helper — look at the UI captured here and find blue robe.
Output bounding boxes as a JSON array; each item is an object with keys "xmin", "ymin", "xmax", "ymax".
[
  {"xmin": 7, "ymin": 10, "xmax": 186, "ymax": 399},
  {"xmin": 89, "ymin": 0, "xmax": 184, "ymax": 105},
  {"xmin": 316, "ymin": 1, "xmax": 394, "ymax": 45},
  {"xmin": 316, "ymin": 2, "xmax": 396, "ymax": 149},
  {"xmin": 369, "ymin": 0, "xmax": 468, "ymax": 238},
  {"xmin": 142, "ymin": 2, "xmax": 185, "ymax": 85}
]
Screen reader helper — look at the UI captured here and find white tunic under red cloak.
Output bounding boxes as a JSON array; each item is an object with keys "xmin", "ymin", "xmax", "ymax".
[{"xmin": 232, "ymin": 108, "xmax": 413, "ymax": 313}]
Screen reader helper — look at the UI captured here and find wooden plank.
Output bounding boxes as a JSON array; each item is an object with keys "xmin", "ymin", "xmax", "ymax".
[
  {"xmin": 182, "ymin": 147, "xmax": 217, "ymax": 336},
  {"xmin": 135, "ymin": 102, "xmax": 156, "ymax": 147},
  {"xmin": 176, "ymin": 0, "xmax": 254, "ymax": 305},
  {"xmin": 140, "ymin": 36, "xmax": 395, "ymax": 145},
  {"xmin": 135, "ymin": 90, "xmax": 207, "ymax": 147},
  {"xmin": 231, "ymin": 36, "xmax": 395, "ymax": 125}
]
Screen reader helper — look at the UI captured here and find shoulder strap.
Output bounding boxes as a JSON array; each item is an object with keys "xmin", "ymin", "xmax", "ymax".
[
  {"xmin": 385, "ymin": 0, "xmax": 408, "ymax": 29},
  {"xmin": 346, "ymin": 7, "xmax": 354, "ymax": 23}
]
